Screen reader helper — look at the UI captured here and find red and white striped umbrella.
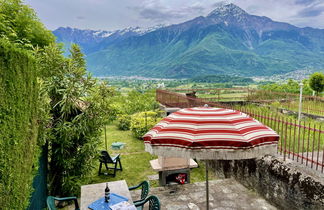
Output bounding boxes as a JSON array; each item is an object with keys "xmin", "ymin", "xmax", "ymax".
[
  {"xmin": 144, "ymin": 106, "xmax": 279, "ymax": 160},
  {"xmin": 143, "ymin": 106, "xmax": 279, "ymax": 209}
]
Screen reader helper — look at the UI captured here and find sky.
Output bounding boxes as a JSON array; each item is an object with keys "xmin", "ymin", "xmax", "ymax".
[{"xmin": 24, "ymin": 0, "xmax": 324, "ymax": 31}]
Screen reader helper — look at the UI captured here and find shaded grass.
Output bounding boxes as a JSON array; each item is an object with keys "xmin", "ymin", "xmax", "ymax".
[{"xmin": 81, "ymin": 123, "xmax": 212, "ymax": 188}]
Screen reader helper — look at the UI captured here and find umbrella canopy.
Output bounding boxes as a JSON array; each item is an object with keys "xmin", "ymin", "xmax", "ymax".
[
  {"xmin": 143, "ymin": 106, "xmax": 279, "ymax": 210},
  {"xmin": 144, "ymin": 107, "xmax": 279, "ymax": 160}
]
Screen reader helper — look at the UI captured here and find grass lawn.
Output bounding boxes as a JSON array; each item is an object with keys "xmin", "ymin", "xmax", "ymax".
[{"xmin": 81, "ymin": 123, "xmax": 213, "ymax": 188}]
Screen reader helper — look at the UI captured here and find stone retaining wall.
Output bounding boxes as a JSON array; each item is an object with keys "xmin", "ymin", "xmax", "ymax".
[{"xmin": 209, "ymin": 155, "xmax": 324, "ymax": 210}]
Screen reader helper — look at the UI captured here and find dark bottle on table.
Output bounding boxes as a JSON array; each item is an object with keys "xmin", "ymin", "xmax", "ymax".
[{"xmin": 104, "ymin": 183, "xmax": 110, "ymax": 202}]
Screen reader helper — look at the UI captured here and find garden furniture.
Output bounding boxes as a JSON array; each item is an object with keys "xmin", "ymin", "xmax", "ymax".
[
  {"xmin": 134, "ymin": 195, "xmax": 160, "ymax": 210},
  {"xmin": 144, "ymin": 106, "xmax": 279, "ymax": 209},
  {"xmin": 80, "ymin": 180, "xmax": 133, "ymax": 209},
  {"xmin": 98, "ymin": 150, "xmax": 122, "ymax": 177},
  {"xmin": 128, "ymin": 180, "xmax": 150, "ymax": 204},
  {"xmin": 46, "ymin": 196, "xmax": 79, "ymax": 210}
]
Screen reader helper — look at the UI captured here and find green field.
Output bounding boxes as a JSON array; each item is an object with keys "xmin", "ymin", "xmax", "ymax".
[
  {"xmin": 271, "ymin": 100, "xmax": 324, "ymax": 117},
  {"xmin": 234, "ymin": 104, "xmax": 324, "ymax": 153},
  {"xmin": 81, "ymin": 123, "xmax": 214, "ymax": 188}
]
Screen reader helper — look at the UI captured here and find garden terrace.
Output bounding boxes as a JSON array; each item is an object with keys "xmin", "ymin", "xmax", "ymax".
[{"xmin": 156, "ymin": 89, "xmax": 324, "ymax": 174}]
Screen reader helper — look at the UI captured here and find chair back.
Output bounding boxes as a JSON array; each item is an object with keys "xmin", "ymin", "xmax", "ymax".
[
  {"xmin": 46, "ymin": 196, "xmax": 56, "ymax": 210},
  {"xmin": 100, "ymin": 150, "xmax": 113, "ymax": 163},
  {"xmin": 140, "ymin": 181, "xmax": 150, "ymax": 200},
  {"xmin": 148, "ymin": 195, "xmax": 160, "ymax": 210}
]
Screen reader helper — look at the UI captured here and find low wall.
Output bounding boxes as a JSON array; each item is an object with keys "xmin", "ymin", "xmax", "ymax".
[{"xmin": 208, "ymin": 155, "xmax": 324, "ymax": 210}]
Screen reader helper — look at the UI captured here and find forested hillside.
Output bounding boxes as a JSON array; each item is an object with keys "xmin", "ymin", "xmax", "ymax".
[{"xmin": 54, "ymin": 4, "xmax": 324, "ymax": 78}]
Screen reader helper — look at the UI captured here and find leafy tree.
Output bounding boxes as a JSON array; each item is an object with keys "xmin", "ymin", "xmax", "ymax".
[
  {"xmin": 260, "ymin": 79, "xmax": 312, "ymax": 95},
  {"xmin": 38, "ymin": 44, "xmax": 114, "ymax": 196},
  {"xmin": 0, "ymin": 0, "xmax": 55, "ymax": 48},
  {"xmin": 130, "ymin": 111, "xmax": 162, "ymax": 139},
  {"xmin": 114, "ymin": 90, "xmax": 159, "ymax": 130},
  {"xmin": 309, "ymin": 72, "xmax": 324, "ymax": 96}
]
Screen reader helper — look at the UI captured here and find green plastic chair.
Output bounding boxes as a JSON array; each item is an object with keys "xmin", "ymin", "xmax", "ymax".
[
  {"xmin": 46, "ymin": 196, "xmax": 80, "ymax": 210},
  {"xmin": 98, "ymin": 150, "xmax": 122, "ymax": 177},
  {"xmin": 128, "ymin": 180, "xmax": 150, "ymax": 204},
  {"xmin": 134, "ymin": 195, "xmax": 160, "ymax": 210}
]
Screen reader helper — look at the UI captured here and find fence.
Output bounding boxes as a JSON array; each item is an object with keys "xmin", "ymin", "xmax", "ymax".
[
  {"xmin": 247, "ymin": 89, "xmax": 324, "ymax": 116},
  {"xmin": 156, "ymin": 89, "xmax": 324, "ymax": 173},
  {"xmin": 168, "ymin": 87, "xmax": 250, "ymax": 102},
  {"xmin": 162, "ymin": 88, "xmax": 324, "ymax": 117}
]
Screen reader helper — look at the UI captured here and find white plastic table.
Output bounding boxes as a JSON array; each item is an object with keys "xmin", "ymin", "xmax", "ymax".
[{"xmin": 80, "ymin": 180, "xmax": 133, "ymax": 210}]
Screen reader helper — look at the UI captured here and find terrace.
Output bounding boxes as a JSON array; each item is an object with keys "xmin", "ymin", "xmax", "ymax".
[
  {"xmin": 153, "ymin": 88, "xmax": 324, "ymax": 209},
  {"xmin": 63, "ymin": 88, "xmax": 323, "ymax": 209}
]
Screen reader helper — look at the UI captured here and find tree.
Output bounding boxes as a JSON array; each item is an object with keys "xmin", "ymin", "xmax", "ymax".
[
  {"xmin": 38, "ymin": 44, "xmax": 114, "ymax": 196},
  {"xmin": 309, "ymin": 72, "xmax": 324, "ymax": 96},
  {"xmin": 0, "ymin": 0, "xmax": 55, "ymax": 48}
]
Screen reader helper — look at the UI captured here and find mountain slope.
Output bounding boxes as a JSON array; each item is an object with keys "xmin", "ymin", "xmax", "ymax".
[{"xmin": 53, "ymin": 3, "xmax": 324, "ymax": 78}]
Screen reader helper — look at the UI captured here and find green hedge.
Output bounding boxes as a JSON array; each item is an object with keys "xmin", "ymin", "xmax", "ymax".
[
  {"xmin": 0, "ymin": 39, "xmax": 40, "ymax": 209},
  {"xmin": 117, "ymin": 114, "xmax": 132, "ymax": 130},
  {"xmin": 130, "ymin": 111, "xmax": 162, "ymax": 139}
]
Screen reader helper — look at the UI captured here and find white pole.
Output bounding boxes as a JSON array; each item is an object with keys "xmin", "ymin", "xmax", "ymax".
[{"xmin": 298, "ymin": 82, "xmax": 303, "ymax": 122}]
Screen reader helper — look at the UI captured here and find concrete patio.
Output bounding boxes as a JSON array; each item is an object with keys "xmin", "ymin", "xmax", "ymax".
[{"xmin": 130, "ymin": 178, "xmax": 277, "ymax": 210}]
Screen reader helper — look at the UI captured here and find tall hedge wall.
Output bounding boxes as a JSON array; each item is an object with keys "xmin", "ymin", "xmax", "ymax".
[{"xmin": 0, "ymin": 40, "xmax": 40, "ymax": 209}]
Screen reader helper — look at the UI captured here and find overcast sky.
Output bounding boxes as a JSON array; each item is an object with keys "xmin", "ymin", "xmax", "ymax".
[{"xmin": 24, "ymin": 0, "xmax": 324, "ymax": 31}]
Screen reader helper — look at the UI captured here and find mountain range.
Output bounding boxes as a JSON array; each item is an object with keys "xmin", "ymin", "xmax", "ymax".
[{"xmin": 53, "ymin": 3, "xmax": 324, "ymax": 78}]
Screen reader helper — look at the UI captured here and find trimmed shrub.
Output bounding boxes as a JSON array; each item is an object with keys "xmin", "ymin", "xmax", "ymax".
[
  {"xmin": 117, "ymin": 114, "xmax": 131, "ymax": 130},
  {"xmin": 130, "ymin": 111, "xmax": 162, "ymax": 139},
  {"xmin": 0, "ymin": 39, "xmax": 41, "ymax": 209}
]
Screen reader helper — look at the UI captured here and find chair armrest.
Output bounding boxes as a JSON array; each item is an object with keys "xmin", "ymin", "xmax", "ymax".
[
  {"xmin": 54, "ymin": 196, "xmax": 77, "ymax": 201},
  {"xmin": 128, "ymin": 183, "xmax": 141, "ymax": 191},
  {"xmin": 134, "ymin": 198, "xmax": 147, "ymax": 207},
  {"xmin": 111, "ymin": 154, "xmax": 120, "ymax": 161},
  {"xmin": 133, "ymin": 199, "xmax": 145, "ymax": 205},
  {"xmin": 54, "ymin": 197, "xmax": 79, "ymax": 210}
]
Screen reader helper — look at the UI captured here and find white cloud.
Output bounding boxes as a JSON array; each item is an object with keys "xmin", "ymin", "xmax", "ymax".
[{"xmin": 24, "ymin": 0, "xmax": 324, "ymax": 30}]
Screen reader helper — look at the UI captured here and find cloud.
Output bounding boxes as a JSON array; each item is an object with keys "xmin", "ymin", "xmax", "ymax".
[
  {"xmin": 295, "ymin": 0, "xmax": 317, "ymax": 5},
  {"xmin": 130, "ymin": 0, "xmax": 215, "ymax": 23},
  {"xmin": 298, "ymin": 7, "xmax": 323, "ymax": 17},
  {"xmin": 25, "ymin": 0, "xmax": 324, "ymax": 30},
  {"xmin": 139, "ymin": 8, "xmax": 184, "ymax": 21},
  {"xmin": 76, "ymin": 16, "xmax": 86, "ymax": 20}
]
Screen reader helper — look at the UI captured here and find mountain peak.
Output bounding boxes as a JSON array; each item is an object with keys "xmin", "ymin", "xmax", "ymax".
[{"xmin": 207, "ymin": 3, "xmax": 247, "ymax": 17}]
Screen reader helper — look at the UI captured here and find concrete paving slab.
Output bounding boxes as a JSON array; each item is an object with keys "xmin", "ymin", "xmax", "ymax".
[{"xmin": 130, "ymin": 179, "xmax": 277, "ymax": 210}]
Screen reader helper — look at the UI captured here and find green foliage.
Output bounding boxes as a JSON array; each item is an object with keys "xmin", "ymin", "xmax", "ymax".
[
  {"xmin": 309, "ymin": 72, "xmax": 324, "ymax": 95},
  {"xmin": 83, "ymin": 25, "xmax": 324, "ymax": 78},
  {"xmin": 260, "ymin": 79, "xmax": 313, "ymax": 95},
  {"xmin": 38, "ymin": 44, "xmax": 115, "ymax": 196},
  {"xmin": 130, "ymin": 111, "xmax": 162, "ymax": 139},
  {"xmin": 117, "ymin": 114, "xmax": 131, "ymax": 130},
  {"xmin": 0, "ymin": 39, "xmax": 41, "ymax": 209},
  {"xmin": 114, "ymin": 90, "xmax": 159, "ymax": 131},
  {"xmin": 0, "ymin": 0, "xmax": 55, "ymax": 49},
  {"xmin": 190, "ymin": 75, "xmax": 253, "ymax": 84}
]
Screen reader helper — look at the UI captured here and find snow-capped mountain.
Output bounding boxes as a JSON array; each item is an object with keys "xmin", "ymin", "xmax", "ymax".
[
  {"xmin": 53, "ymin": 3, "xmax": 324, "ymax": 78},
  {"xmin": 53, "ymin": 24, "xmax": 167, "ymax": 54}
]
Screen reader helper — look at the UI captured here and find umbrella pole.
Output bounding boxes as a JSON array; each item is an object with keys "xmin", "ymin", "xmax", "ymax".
[
  {"xmin": 206, "ymin": 160, "xmax": 209, "ymax": 210},
  {"xmin": 104, "ymin": 126, "xmax": 107, "ymax": 151}
]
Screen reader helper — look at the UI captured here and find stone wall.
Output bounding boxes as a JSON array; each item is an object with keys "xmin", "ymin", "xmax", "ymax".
[{"xmin": 208, "ymin": 155, "xmax": 324, "ymax": 210}]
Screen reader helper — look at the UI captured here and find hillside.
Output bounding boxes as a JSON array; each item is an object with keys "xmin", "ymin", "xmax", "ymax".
[{"xmin": 53, "ymin": 3, "xmax": 324, "ymax": 78}]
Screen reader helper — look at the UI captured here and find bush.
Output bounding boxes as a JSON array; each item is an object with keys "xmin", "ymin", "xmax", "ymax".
[
  {"xmin": 130, "ymin": 111, "xmax": 162, "ymax": 139},
  {"xmin": 309, "ymin": 72, "xmax": 324, "ymax": 96},
  {"xmin": 0, "ymin": 39, "xmax": 41, "ymax": 209},
  {"xmin": 117, "ymin": 114, "xmax": 131, "ymax": 130}
]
